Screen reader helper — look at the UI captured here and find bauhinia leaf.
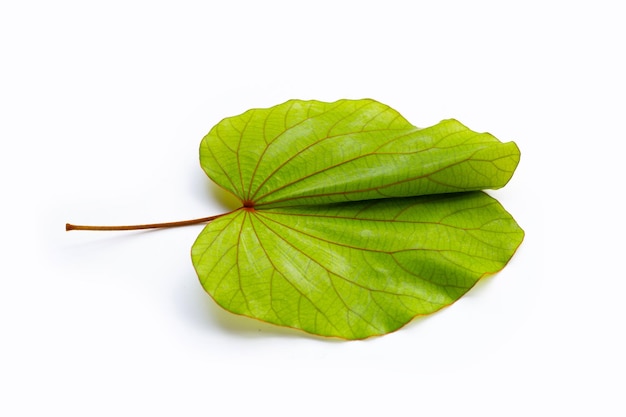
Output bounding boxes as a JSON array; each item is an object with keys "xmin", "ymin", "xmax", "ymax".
[
  {"xmin": 192, "ymin": 192, "xmax": 523, "ymax": 339},
  {"xmin": 192, "ymin": 98, "xmax": 524, "ymax": 339},
  {"xmin": 200, "ymin": 99, "xmax": 520, "ymax": 208}
]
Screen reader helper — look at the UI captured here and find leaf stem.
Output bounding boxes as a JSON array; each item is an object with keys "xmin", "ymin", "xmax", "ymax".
[{"xmin": 65, "ymin": 213, "xmax": 227, "ymax": 232}]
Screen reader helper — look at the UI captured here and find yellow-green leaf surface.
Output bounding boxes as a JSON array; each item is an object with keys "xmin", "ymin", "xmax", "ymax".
[
  {"xmin": 200, "ymin": 99, "xmax": 520, "ymax": 208},
  {"xmin": 193, "ymin": 99, "xmax": 523, "ymax": 339}
]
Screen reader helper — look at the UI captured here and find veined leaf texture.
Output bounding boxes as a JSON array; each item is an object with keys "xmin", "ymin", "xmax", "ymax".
[{"xmin": 193, "ymin": 99, "xmax": 523, "ymax": 339}]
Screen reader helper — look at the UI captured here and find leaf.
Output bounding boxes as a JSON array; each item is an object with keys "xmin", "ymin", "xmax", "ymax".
[
  {"xmin": 192, "ymin": 192, "xmax": 523, "ymax": 339},
  {"xmin": 193, "ymin": 99, "xmax": 523, "ymax": 339},
  {"xmin": 200, "ymin": 99, "xmax": 520, "ymax": 208}
]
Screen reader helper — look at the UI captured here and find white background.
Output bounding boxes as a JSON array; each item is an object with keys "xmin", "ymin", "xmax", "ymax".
[{"xmin": 2, "ymin": 1, "xmax": 624, "ymax": 415}]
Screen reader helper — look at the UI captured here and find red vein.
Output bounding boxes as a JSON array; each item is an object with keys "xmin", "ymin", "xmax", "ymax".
[
  {"xmin": 205, "ymin": 131, "xmax": 242, "ymax": 198},
  {"xmin": 254, "ymin": 213, "xmax": 415, "ymax": 333},
  {"xmin": 245, "ymin": 101, "xmax": 292, "ymax": 202},
  {"xmin": 247, "ymin": 212, "xmax": 340, "ymax": 332},
  {"xmin": 250, "ymin": 127, "xmax": 497, "ymax": 206},
  {"xmin": 194, "ymin": 211, "xmax": 244, "ymax": 283},
  {"xmin": 234, "ymin": 211, "xmax": 251, "ymax": 312},
  {"xmin": 236, "ymin": 114, "xmax": 253, "ymax": 201},
  {"xmin": 255, "ymin": 211, "xmax": 466, "ymax": 296},
  {"xmin": 255, "ymin": 149, "xmax": 512, "ymax": 207},
  {"xmin": 250, "ymin": 128, "xmax": 420, "ymax": 205},
  {"xmin": 246, "ymin": 100, "xmax": 345, "ymax": 203}
]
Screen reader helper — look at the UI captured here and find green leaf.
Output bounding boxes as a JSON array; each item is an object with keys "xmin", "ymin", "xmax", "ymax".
[
  {"xmin": 192, "ymin": 192, "xmax": 523, "ymax": 339},
  {"xmin": 193, "ymin": 99, "xmax": 523, "ymax": 339},
  {"xmin": 200, "ymin": 99, "xmax": 520, "ymax": 208}
]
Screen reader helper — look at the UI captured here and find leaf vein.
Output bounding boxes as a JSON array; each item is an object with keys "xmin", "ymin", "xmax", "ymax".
[
  {"xmin": 248, "ymin": 213, "xmax": 340, "ymax": 333},
  {"xmin": 256, "ymin": 212, "xmax": 457, "ymax": 302},
  {"xmin": 255, "ymin": 146, "xmax": 510, "ymax": 206}
]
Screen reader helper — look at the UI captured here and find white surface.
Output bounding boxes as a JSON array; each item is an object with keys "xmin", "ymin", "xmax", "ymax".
[{"xmin": 1, "ymin": 1, "xmax": 624, "ymax": 415}]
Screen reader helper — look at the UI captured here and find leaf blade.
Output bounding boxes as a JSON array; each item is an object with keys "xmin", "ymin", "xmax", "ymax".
[
  {"xmin": 192, "ymin": 192, "xmax": 524, "ymax": 339},
  {"xmin": 200, "ymin": 99, "xmax": 520, "ymax": 207}
]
